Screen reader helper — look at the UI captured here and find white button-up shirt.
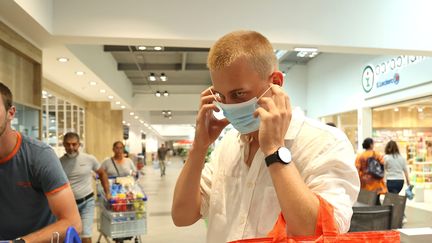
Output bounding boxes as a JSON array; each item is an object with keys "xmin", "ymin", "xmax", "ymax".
[{"xmin": 200, "ymin": 109, "xmax": 360, "ymax": 243}]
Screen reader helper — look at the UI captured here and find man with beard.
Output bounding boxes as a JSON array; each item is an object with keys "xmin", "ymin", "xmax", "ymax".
[
  {"xmin": 0, "ymin": 82, "xmax": 81, "ymax": 242},
  {"xmin": 60, "ymin": 132, "xmax": 110, "ymax": 243}
]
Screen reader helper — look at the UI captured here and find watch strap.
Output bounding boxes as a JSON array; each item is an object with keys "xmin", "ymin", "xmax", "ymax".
[{"xmin": 265, "ymin": 150, "xmax": 281, "ymax": 167}]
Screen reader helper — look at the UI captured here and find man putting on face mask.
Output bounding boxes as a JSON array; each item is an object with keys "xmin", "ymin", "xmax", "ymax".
[{"xmin": 172, "ymin": 30, "xmax": 360, "ymax": 243}]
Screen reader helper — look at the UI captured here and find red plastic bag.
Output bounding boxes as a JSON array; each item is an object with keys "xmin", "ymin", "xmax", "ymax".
[{"xmin": 229, "ymin": 195, "xmax": 400, "ymax": 243}]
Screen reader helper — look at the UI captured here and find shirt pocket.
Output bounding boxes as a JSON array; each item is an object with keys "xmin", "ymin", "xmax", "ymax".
[
  {"xmin": 210, "ymin": 172, "xmax": 241, "ymax": 217},
  {"xmin": 257, "ymin": 186, "xmax": 281, "ymax": 235}
]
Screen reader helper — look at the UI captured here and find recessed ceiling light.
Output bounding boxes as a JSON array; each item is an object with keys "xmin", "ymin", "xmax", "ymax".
[
  {"xmin": 155, "ymin": 91, "xmax": 161, "ymax": 97},
  {"xmin": 418, "ymin": 107, "xmax": 423, "ymax": 112},
  {"xmin": 154, "ymin": 46, "xmax": 163, "ymax": 51},
  {"xmin": 137, "ymin": 46, "xmax": 147, "ymax": 50},
  {"xmin": 129, "ymin": 112, "xmax": 135, "ymax": 116},
  {"xmin": 89, "ymin": 81, "xmax": 97, "ymax": 86},
  {"xmin": 122, "ymin": 120, "xmax": 126, "ymax": 124},
  {"xmin": 163, "ymin": 91, "xmax": 169, "ymax": 97},
  {"xmin": 115, "ymin": 101, "xmax": 121, "ymax": 105},
  {"xmin": 75, "ymin": 71, "xmax": 85, "ymax": 76},
  {"xmin": 127, "ymin": 123, "xmax": 131, "ymax": 126},
  {"xmin": 134, "ymin": 116, "xmax": 139, "ymax": 119},
  {"xmin": 99, "ymin": 89, "xmax": 106, "ymax": 93},
  {"xmin": 121, "ymin": 105, "xmax": 126, "ymax": 109},
  {"xmin": 108, "ymin": 95, "xmax": 114, "ymax": 99},
  {"xmin": 57, "ymin": 57, "xmax": 69, "ymax": 63},
  {"xmin": 139, "ymin": 120, "xmax": 144, "ymax": 124},
  {"xmin": 394, "ymin": 108, "xmax": 399, "ymax": 112}
]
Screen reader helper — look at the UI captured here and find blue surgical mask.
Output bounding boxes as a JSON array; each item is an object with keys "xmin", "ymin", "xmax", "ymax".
[{"xmin": 211, "ymin": 85, "xmax": 272, "ymax": 134}]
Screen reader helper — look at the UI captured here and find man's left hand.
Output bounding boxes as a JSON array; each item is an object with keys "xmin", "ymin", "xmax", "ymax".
[{"xmin": 254, "ymin": 85, "xmax": 292, "ymax": 156}]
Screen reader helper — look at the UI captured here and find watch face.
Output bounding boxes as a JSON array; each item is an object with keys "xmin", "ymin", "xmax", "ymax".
[{"xmin": 278, "ymin": 147, "xmax": 291, "ymax": 163}]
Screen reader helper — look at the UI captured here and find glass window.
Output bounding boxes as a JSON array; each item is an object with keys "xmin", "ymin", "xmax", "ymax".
[
  {"xmin": 321, "ymin": 110, "xmax": 358, "ymax": 151},
  {"xmin": 11, "ymin": 103, "xmax": 40, "ymax": 139}
]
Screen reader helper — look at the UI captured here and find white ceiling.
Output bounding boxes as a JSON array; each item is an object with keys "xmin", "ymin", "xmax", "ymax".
[{"xmin": 3, "ymin": 0, "xmax": 432, "ymax": 140}]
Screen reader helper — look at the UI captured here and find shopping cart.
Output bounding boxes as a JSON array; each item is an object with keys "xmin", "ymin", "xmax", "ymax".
[{"xmin": 96, "ymin": 177, "xmax": 147, "ymax": 243}]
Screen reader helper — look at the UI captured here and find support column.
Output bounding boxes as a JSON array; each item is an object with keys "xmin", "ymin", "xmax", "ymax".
[
  {"xmin": 85, "ymin": 102, "xmax": 122, "ymax": 161},
  {"xmin": 357, "ymin": 107, "xmax": 372, "ymax": 152}
]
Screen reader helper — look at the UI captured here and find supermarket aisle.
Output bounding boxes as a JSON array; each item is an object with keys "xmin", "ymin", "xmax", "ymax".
[{"xmin": 93, "ymin": 157, "xmax": 207, "ymax": 243}]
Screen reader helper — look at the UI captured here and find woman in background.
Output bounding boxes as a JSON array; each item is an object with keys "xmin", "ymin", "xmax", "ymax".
[
  {"xmin": 101, "ymin": 141, "xmax": 136, "ymax": 177},
  {"xmin": 355, "ymin": 138, "xmax": 387, "ymax": 196},
  {"xmin": 384, "ymin": 140, "xmax": 411, "ymax": 194}
]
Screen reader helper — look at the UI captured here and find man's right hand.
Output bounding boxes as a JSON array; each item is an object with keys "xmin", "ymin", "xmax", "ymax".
[{"xmin": 193, "ymin": 87, "xmax": 229, "ymax": 151}]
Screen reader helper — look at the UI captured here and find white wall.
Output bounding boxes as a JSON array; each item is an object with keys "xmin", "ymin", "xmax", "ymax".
[
  {"xmin": 282, "ymin": 65, "xmax": 308, "ymax": 112},
  {"xmin": 306, "ymin": 53, "xmax": 378, "ymax": 119},
  {"xmin": 15, "ymin": 0, "xmax": 53, "ymax": 33},
  {"xmin": 307, "ymin": 53, "xmax": 432, "ymax": 119}
]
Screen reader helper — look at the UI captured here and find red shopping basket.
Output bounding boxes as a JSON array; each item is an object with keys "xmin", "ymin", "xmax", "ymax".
[{"xmin": 229, "ymin": 195, "xmax": 400, "ymax": 243}]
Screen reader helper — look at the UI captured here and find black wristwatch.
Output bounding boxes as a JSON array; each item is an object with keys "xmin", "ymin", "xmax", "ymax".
[
  {"xmin": 13, "ymin": 238, "xmax": 25, "ymax": 243},
  {"xmin": 265, "ymin": 147, "xmax": 292, "ymax": 167}
]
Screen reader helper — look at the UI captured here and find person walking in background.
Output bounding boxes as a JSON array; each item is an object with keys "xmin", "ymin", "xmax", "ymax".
[
  {"xmin": 384, "ymin": 140, "xmax": 411, "ymax": 194},
  {"xmin": 157, "ymin": 143, "xmax": 170, "ymax": 177},
  {"xmin": 101, "ymin": 141, "xmax": 136, "ymax": 177},
  {"xmin": 355, "ymin": 138, "xmax": 387, "ymax": 198},
  {"xmin": 60, "ymin": 132, "xmax": 111, "ymax": 243},
  {"xmin": 0, "ymin": 82, "xmax": 81, "ymax": 241}
]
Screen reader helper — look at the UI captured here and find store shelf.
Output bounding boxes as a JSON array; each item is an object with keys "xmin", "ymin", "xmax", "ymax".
[
  {"xmin": 414, "ymin": 172, "xmax": 432, "ymax": 175},
  {"xmin": 414, "ymin": 161, "xmax": 432, "ymax": 165}
]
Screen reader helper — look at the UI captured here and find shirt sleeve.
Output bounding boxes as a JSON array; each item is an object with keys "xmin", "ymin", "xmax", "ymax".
[
  {"xmin": 90, "ymin": 155, "xmax": 101, "ymax": 171},
  {"xmin": 33, "ymin": 147, "xmax": 69, "ymax": 195},
  {"xmin": 128, "ymin": 158, "xmax": 137, "ymax": 171},
  {"xmin": 304, "ymin": 138, "xmax": 360, "ymax": 233}
]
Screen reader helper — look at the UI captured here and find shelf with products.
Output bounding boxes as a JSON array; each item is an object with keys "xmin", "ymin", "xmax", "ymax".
[{"xmin": 373, "ymin": 128, "xmax": 432, "ymax": 188}]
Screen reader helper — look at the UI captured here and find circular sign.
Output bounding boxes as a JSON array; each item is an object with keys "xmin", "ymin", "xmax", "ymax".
[{"xmin": 362, "ymin": 65, "xmax": 374, "ymax": 93}]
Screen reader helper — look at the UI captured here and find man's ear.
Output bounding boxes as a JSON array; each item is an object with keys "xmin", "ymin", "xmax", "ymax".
[
  {"xmin": 7, "ymin": 106, "xmax": 16, "ymax": 120},
  {"xmin": 271, "ymin": 71, "xmax": 284, "ymax": 87}
]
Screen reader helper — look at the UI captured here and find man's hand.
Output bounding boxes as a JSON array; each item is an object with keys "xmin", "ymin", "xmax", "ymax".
[
  {"xmin": 193, "ymin": 87, "xmax": 229, "ymax": 151},
  {"xmin": 254, "ymin": 85, "xmax": 292, "ymax": 156}
]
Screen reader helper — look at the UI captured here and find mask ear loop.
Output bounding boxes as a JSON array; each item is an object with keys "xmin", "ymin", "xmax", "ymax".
[
  {"xmin": 257, "ymin": 85, "xmax": 274, "ymax": 100},
  {"xmin": 209, "ymin": 89, "xmax": 219, "ymax": 102}
]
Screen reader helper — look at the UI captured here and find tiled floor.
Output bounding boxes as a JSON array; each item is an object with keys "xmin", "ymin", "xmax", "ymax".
[
  {"xmin": 92, "ymin": 157, "xmax": 207, "ymax": 243},
  {"xmin": 90, "ymin": 157, "xmax": 432, "ymax": 242}
]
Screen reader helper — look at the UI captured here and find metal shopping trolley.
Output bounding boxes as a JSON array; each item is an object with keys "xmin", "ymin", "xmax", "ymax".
[{"xmin": 96, "ymin": 177, "xmax": 147, "ymax": 243}]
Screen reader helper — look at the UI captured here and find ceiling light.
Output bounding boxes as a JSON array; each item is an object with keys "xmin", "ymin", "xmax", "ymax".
[
  {"xmin": 418, "ymin": 107, "xmax": 423, "ymax": 112},
  {"xmin": 115, "ymin": 101, "xmax": 121, "ymax": 105},
  {"xmin": 99, "ymin": 89, "xmax": 106, "ymax": 93},
  {"xmin": 162, "ymin": 111, "xmax": 166, "ymax": 115},
  {"xmin": 155, "ymin": 91, "xmax": 161, "ymax": 97},
  {"xmin": 148, "ymin": 73, "xmax": 157, "ymax": 82},
  {"xmin": 294, "ymin": 47, "xmax": 318, "ymax": 52},
  {"xmin": 122, "ymin": 121, "xmax": 126, "ymax": 124},
  {"xmin": 137, "ymin": 46, "xmax": 147, "ymax": 50},
  {"xmin": 57, "ymin": 57, "xmax": 69, "ymax": 63},
  {"xmin": 127, "ymin": 123, "xmax": 131, "ymax": 126},
  {"xmin": 134, "ymin": 116, "xmax": 139, "ymax": 119},
  {"xmin": 160, "ymin": 73, "xmax": 168, "ymax": 81},
  {"xmin": 89, "ymin": 81, "xmax": 97, "ymax": 86},
  {"xmin": 394, "ymin": 108, "xmax": 399, "ymax": 112},
  {"xmin": 129, "ymin": 112, "xmax": 135, "ymax": 116},
  {"xmin": 154, "ymin": 46, "xmax": 163, "ymax": 51},
  {"xmin": 108, "ymin": 95, "xmax": 114, "ymax": 99},
  {"xmin": 163, "ymin": 90, "xmax": 169, "ymax": 97},
  {"xmin": 168, "ymin": 116, "xmax": 172, "ymax": 119},
  {"xmin": 167, "ymin": 111, "xmax": 172, "ymax": 115},
  {"xmin": 75, "ymin": 71, "xmax": 85, "ymax": 76},
  {"xmin": 139, "ymin": 120, "xmax": 144, "ymax": 124},
  {"xmin": 121, "ymin": 105, "xmax": 126, "ymax": 109}
]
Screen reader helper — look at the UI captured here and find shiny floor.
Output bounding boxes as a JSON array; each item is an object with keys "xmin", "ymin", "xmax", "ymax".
[
  {"xmin": 90, "ymin": 157, "xmax": 432, "ymax": 242},
  {"xmin": 92, "ymin": 157, "xmax": 207, "ymax": 243}
]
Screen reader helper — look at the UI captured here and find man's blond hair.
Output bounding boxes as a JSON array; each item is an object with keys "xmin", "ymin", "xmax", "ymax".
[{"xmin": 207, "ymin": 30, "xmax": 277, "ymax": 79}]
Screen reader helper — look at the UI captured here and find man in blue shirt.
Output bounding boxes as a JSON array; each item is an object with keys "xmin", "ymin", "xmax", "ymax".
[{"xmin": 0, "ymin": 82, "xmax": 81, "ymax": 242}]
